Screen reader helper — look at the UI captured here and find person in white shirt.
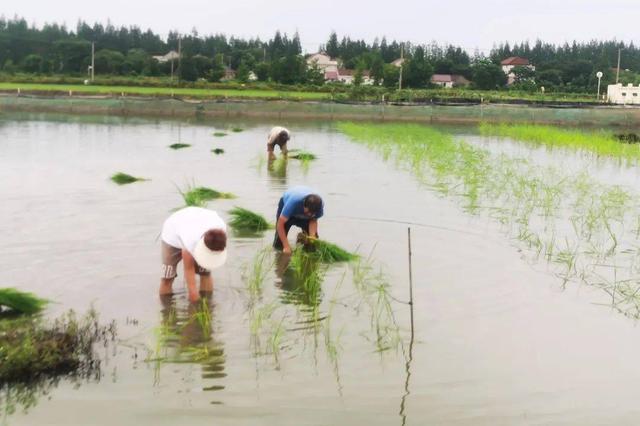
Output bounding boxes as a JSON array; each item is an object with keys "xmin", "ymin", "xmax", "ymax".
[
  {"xmin": 160, "ymin": 207, "xmax": 228, "ymax": 302},
  {"xmin": 267, "ymin": 126, "xmax": 290, "ymax": 155}
]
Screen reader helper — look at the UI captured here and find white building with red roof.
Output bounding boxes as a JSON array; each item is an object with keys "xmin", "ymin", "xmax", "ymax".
[
  {"xmin": 501, "ymin": 56, "xmax": 535, "ymax": 85},
  {"xmin": 431, "ymin": 74, "xmax": 470, "ymax": 88}
]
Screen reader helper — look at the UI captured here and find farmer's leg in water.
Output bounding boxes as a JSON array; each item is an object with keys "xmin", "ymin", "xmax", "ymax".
[{"xmin": 160, "ymin": 241, "xmax": 181, "ymax": 295}]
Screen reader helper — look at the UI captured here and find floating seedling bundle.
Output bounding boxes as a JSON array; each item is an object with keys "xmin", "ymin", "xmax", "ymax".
[
  {"xmin": 229, "ymin": 207, "xmax": 273, "ymax": 232},
  {"xmin": 169, "ymin": 143, "xmax": 191, "ymax": 150},
  {"xmin": 180, "ymin": 185, "xmax": 235, "ymax": 207},
  {"xmin": 0, "ymin": 288, "xmax": 47, "ymax": 315},
  {"xmin": 289, "ymin": 151, "xmax": 317, "ymax": 161},
  {"xmin": 213, "ymin": 132, "xmax": 227, "ymax": 137},
  {"xmin": 212, "ymin": 148, "xmax": 225, "ymax": 155},
  {"xmin": 110, "ymin": 172, "xmax": 147, "ymax": 185}
]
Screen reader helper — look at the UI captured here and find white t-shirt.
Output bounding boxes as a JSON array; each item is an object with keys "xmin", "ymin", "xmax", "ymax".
[
  {"xmin": 268, "ymin": 126, "xmax": 290, "ymax": 144},
  {"xmin": 161, "ymin": 207, "xmax": 226, "ymax": 254}
]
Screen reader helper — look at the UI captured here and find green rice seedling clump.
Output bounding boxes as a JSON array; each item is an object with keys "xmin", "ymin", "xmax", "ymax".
[
  {"xmin": 212, "ymin": 148, "xmax": 225, "ymax": 155},
  {"xmin": 231, "ymin": 128, "xmax": 244, "ymax": 132},
  {"xmin": 0, "ymin": 288, "xmax": 48, "ymax": 315},
  {"xmin": 169, "ymin": 143, "xmax": 191, "ymax": 150},
  {"xmin": 229, "ymin": 207, "xmax": 273, "ymax": 232},
  {"xmin": 213, "ymin": 132, "xmax": 227, "ymax": 137},
  {"xmin": 110, "ymin": 172, "xmax": 147, "ymax": 185},
  {"xmin": 289, "ymin": 151, "xmax": 317, "ymax": 161},
  {"xmin": 180, "ymin": 185, "xmax": 235, "ymax": 207},
  {"xmin": 297, "ymin": 234, "xmax": 358, "ymax": 263}
]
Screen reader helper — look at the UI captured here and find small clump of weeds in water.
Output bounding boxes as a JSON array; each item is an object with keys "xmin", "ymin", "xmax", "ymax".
[
  {"xmin": 0, "ymin": 307, "xmax": 116, "ymax": 384},
  {"xmin": 213, "ymin": 132, "xmax": 227, "ymax": 137},
  {"xmin": 110, "ymin": 172, "xmax": 148, "ymax": 185},
  {"xmin": 168, "ymin": 143, "xmax": 191, "ymax": 150},
  {"xmin": 229, "ymin": 207, "xmax": 273, "ymax": 232},
  {"xmin": 211, "ymin": 148, "xmax": 225, "ymax": 155},
  {"xmin": 179, "ymin": 184, "xmax": 235, "ymax": 207}
]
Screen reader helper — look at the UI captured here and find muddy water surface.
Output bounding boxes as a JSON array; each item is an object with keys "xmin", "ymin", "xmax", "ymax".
[{"xmin": 2, "ymin": 113, "xmax": 640, "ymax": 425}]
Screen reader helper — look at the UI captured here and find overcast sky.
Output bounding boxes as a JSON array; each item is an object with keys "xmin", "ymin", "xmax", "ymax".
[{"xmin": 5, "ymin": 0, "xmax": 638, "ymax": 53}]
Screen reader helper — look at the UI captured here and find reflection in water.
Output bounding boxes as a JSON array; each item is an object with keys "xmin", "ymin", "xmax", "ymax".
[
  {"xmin": 274, "ymin": 251, "xmax": 324, "ymax": 309},
  {"xmin": 156, "ymin": 295, "xmax": 226, "ymax": 402},
  {"xmin": 267, "ymin": 152, "xmax": 288, "ymax": 185}
]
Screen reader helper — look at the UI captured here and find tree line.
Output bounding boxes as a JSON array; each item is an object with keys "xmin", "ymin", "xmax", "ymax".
[{"xmin": 1, "ymin": 16, "xmax": 639, "ymax": 92}]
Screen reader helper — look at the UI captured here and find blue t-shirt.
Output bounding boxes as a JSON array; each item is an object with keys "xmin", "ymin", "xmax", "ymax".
[{"xmin": 281, "ymin": 186, "xmax": 324, "ymax": 219}]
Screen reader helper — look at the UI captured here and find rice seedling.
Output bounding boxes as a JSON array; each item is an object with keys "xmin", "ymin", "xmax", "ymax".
[
  {"xmin": 168, "ymin": 143, "xmax": 191, "ymax": 150},
  {"xmin": 287, "ymin": 247, "xmax": 326, "ymax": 307},
  {"xmin": 211, "ymin": 148, "xmax": 225, "ymax": 155},
  {"xmin": 231, "ymin": 127, "xmax": 244, "ymax": 132},
  {"xmin": 110, "ymin": 172, "xmax": 147, "ymax": 185},
  {"xmin": 243, "ymin": 248, "xmax": 274, "ymax": 300},
  {"xmin": 479, "ymin": 122, "xmax": 640, "ymax": 165},
  {"xmin": 213, "ymin": 132, "xmax": 227, "ymax": 137},
  {"xmin": 229, "ymin": 207, "xmax": 273, "ymax": 232},
  {"xmin": 0, "ymin": 288, "xmax": 47, "ymax": 315},
  {"xmin": 296, "ymin": 233, "xmax": 358, "ymax": 263},
  {"xmin": 338, "ymin": 122, "xmax": 640, "ymax": 320},
  {"xmin": 289, "ymin": 151, "xmax": 317, "ymax": 161},
  {"xmin": 179, "ymin": 184, "xmax": 235, "ymax": 207}
]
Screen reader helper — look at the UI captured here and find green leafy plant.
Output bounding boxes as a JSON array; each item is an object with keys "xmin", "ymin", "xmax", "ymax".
[{"xmin": 110, "ymin": 172, "xmax": 147, "ymax": 185}]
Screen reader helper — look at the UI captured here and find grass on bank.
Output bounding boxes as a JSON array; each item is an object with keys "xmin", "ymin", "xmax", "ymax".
[
  {"xmin": 110, "ymin": 172, "xmax": 147, "ymax": 185},
  {"xmin": 479, "ymin": 123, "xmax": 640, "ymax": 164}
]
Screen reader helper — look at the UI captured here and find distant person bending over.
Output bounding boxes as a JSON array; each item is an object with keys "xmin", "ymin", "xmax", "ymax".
[
  {"xmin": 267, "ymin": 126, "xmax": 290, "ymax": 155},
  {"xmin": 160, "ymin": 207, "xmax": 228, "ymax": 303},
  {"xmin": 273, "ymin": 186, "xmax": 324, "ymax": 254}
]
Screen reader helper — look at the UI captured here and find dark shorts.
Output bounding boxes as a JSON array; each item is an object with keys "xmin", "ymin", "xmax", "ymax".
[
  {"xmin": 161, "ymin": 241, "xmax": 210, "ymax": 279},
  {"xmin": 272, "ymin": 198, "xmax": 312, "ymax": 250}
]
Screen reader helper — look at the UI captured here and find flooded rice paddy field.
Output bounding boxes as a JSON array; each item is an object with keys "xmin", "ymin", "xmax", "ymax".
[{"xmin": 3, "ymin": 113, "xmax": 640, "ymax": 424}]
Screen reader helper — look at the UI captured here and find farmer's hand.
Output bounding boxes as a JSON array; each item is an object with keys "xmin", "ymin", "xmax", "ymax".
[
  {"xmin": 283, "ymin": 246, "xmax": 292, "ymax": 255},
  {"xmin": 188, "ymin": 290, "xmax": 200, "ymax": 303}
]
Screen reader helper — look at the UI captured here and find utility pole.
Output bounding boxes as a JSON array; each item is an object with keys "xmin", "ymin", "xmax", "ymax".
[
  {"xmin": 91, "ymin": 42, "xmax": 95, "ymax": 82},
  {"xmin": 616, "ymin": 48, "xmax": 621, "ymax": 84},
  {"xmin": 398, "ymin": 44, "xmax": 404, "ymax": 91}
]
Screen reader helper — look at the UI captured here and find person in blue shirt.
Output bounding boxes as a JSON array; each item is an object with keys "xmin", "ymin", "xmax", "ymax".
[{"xmin": 273, "ymin": 186, "xmax": 324, "ymax": 254}]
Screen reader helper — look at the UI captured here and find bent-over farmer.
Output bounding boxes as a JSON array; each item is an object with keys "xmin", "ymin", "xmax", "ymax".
[
  {"xmin": 273, "ymin": 186, "xmax": 324, "ymax": 254},
  {"xmin": 267, "ymin": 126, "xmax": 290, "ymax": 154},
  {"xmin": 160, "ymin": 207, "xmax": 228, "ymax": 302}
]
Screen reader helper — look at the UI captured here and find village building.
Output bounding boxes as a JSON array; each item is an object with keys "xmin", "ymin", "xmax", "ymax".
[
  {"xmin": 431, "ymin": 74, "xmax": 470, "ymax": 88},
  {"xmin": 337, "ymin": 68, "xmax": 374, "ymax": 85},
  {"xmin": 152, "ymin": 50, "xmax": 180, "ymax": 63},
  {"xmin": 500, "ymin": 56, "xmax": 535, "ymax": 85},
  {"xmin": 221, "ymin": 66, "xmax": 236, "ymax": 81},
  {"xmin": 607, "ymin": 83, "xmax": 640, "ymax": 105},
  {"xmin": 306, "ymin": 52, "xmax": 339, "ymax": 81}
]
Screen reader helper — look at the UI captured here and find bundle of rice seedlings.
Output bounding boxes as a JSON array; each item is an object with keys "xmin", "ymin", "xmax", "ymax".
[
  {"xmin": 229, "ymin": 207, "xmax": 273, "ymax": 231},
  {"xmin": 211, "ymin": 148, "xmax": 225, "ymax": 155},
  {"xmin": 231, "ymin": 128, "xmax": 244, "ymax": 133},
  {"xmin": 289, "ymin": 151, "xmax": 316, "ymax": 161},
  {"xmin": 213, "ymin": 132, "xmax": 227, "ymax": 137},
  {"xmin": 169, "ymin": 143, "xmax": 191, "ymax": 150},
  {"xmin": 180, "ymin": 185, "xmax": 235, "ymax": 206},
  {"xmin": 0, "ymin": 288, "xmax": 48, "ymax": 315},
  {"xmin": 110, "ymin": 172, "xmax": 147, "ymax": 185},
  {"xmin": 296, "ymin": 233, "xmax": 358, "ymax": 263}
]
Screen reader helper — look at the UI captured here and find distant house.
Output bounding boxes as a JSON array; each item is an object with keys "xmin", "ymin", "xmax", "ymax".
[
  {"xmin": 431, "ymin": 74, "xmax": 470, "ymax": 88},
  {"xmin": 306, "ymin": 52, "xmax": 339, "ymax": 81},
  {"xmin": 607, "ymin": 83, "xmax": 640, "ymax": 105},
  {"xmin": 152, "ymin": 50, "xmax": 180, "ymax": 63},
  {"xmin": 391, "ymin": 58, "xmax": 405, "ymax": 68},
  {"xmin": 222, "ymin": 66, "xmax": 236, "ymax": 81},
  {"xmin": 501, "ymin": 57, "xmax": 535, "ymax": 85},
  {"xmin": 337, "ymin": 68, "xmax": 374, "ymax": 85}
]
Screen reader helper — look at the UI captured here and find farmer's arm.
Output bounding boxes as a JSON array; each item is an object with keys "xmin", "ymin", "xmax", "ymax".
[
  {"xmin": 308, "ymin": 219, "xmax": 318, "ymax": 238},
  {"xmin": 277, "ymin": 215, "xmax": 291, "ymax": 254},
  {"xmin": 182, "ymin": 249, "xmax": 200, "ymax": 302}
]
